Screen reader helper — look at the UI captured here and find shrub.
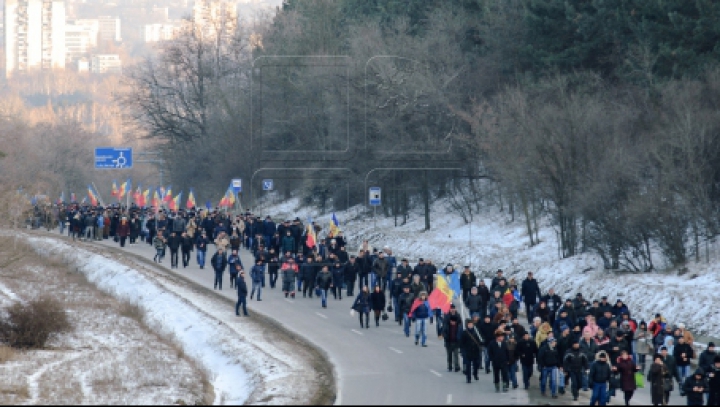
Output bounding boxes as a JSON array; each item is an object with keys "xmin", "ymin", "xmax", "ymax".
[{"xmin": 0, "ymin": 296, "xmax": 72, "ymax": 348}]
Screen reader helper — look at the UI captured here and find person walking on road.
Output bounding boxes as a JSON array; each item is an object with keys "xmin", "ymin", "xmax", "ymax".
[
  {"xmin": 117, "ymin": 216, "xmax": 130, "ymax": 247},
  {"xmin": 180, "ymin": 231, "xmax": 194, "ymax": 268},
  {"xmin": 460, "ymin": 318, "xmax": 483, "ymax": 383},
  {"xmin": 488, "ymin": 331, "xmax": 511, "ymax": 393},
  {"xmin": 647, "ymin": 355, "xmax": 671, "ymax": 406},
  {"xmin": 538, "ymin": 337, "xmax": 561, "ymax": 398},
  {"xmin": 153, "ymin": 231, "xmax": 166, "ymax": 263},
  {"xmin": 250, "ymin": 259, "xmax": 264, "ymax": 301},
  {"xmin": 195, "ymin": 231, "xmax": 209, "ymax": 269},
  {"xmin": 706, "ymin": 356, "xmax": 720, "ymax": 406},
  {"xmin": 315, "ymin": 265, "xmax": 333, "ymax": 308},
  {"xmin": 352, "ymin": 286, "xmax": 371, "ymax": 329},
  {"xmin": 235, "ymin": 270, "xmax": 249, "ymax": 317},
  {"xmin": 167, "ymin": 231, "xmax": 181, "ymax": 269},
  {"xmin": 281, "ymin": 257, "xmax": 298, "ymax": 299},
  {"xmin": 331, "ymin": 261, "xmax": 344, "ymax": 300},
  {"xmin": 521, "ymin": 272, "xmax": 542, "ymax": 324},
  {"xmin": 441, "ymin": 304, "xmax": 463, "ymax": 372},
  {"xmin": 227, "ymin": 249, "xmax": 243, "ymax": 288},
  {"xmin": 211, "ymin": 247, "xmax": 227, "ymax": 290},
  {"xmin": 370, "ymin": 285, "xmax": 386, "ymax": 327},
  {"xmin": 615, "ymin": 349, "xmax": 639, "ymax": 405},
  {"xmin": 517, "ymin": 331, "xmax": 538, "ymax": 389},
  {"xmin": 563, "ymin": 340, "xmax": 589, "ymax": 401},
  {"xmin": 398, "ymin": 285, "xmax": 415, "ymax": 335},
  {"xmin": 408, "ymin": 291, "xmax": 431, "ymax": 347},
  {"xmin": 589, "ymin": 351, "xmax": 613, "ymax": 406}
]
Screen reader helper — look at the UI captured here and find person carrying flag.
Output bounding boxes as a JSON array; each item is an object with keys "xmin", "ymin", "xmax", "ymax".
[{"xmin": 408, "ymin": 291, "xmax": 431, "ymax": 347}]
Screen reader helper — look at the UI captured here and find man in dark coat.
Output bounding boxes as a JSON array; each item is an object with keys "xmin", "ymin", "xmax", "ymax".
[
  {"xmin": 235, "ymin": 270, "xmax": 249, "ymax": 316},
  {"xmin": 517, "ymin": 331, "xmax": 538, "ymax": 389},
  {"xmin": 487, "ymin": 331, "xmax": 511, "ymax": 392},
  {"xmin": 521, "ymin": 272, "xmax": 542, "ymax": 324},
  {"xmin": 211, "ymin": 248, "xmax": 228, "ymax": 290},
  {"xmin": 459, "ymin": 318, "xmax": 483, "ymax": 384},
  {"xmin": 707, "ymin": 356, "xmax": 720, "ymax": 406}
]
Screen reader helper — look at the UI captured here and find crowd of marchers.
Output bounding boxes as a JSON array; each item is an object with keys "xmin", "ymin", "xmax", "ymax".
[{"xmin": 34, "ymin": 202, "xmax": 720, "ymax": 406}]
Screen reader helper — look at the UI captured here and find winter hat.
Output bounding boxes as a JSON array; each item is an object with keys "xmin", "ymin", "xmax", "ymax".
[
  {"xmin": 548, "ymin": 338, "xmax": 557, "ymax": 343},
  {"xmin": 450, "ymin": 304, "xmax": 456, "ymax": 309},
  {"xmin": 660, "ymin": 346, "xmax": 668, "ymax": 351},
  {"xmin": 714, "ymin": 355, "xmax": 720, "ymax": 364},
  {"xmin": 708, "ymin": 342, "xmax": 715, "ymax": 348},
  {"xmin": 678, "ymin": 323, "xmax": 686, "ymax": 329}
]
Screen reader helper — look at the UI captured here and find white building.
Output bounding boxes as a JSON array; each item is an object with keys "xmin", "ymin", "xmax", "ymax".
[
  {"xmin": 74, "ymin": 18, "xmax": 99, "ymax": 46},
  {"xmin": 143, "ymin": 23, "xmax": 180, "ymax": 43},
  {"xmin": 4, "ymin": 0, "xmax": 66, "ymax": 78},
  {"xmin": 76, "ymin": 57, "xmax": 88, "ymax": 72},
  {"xmin": 64, "ymin": 23, "xmax": 94, "ymax": 59},
  {"xmin": 97, "ymin": 15, "xmax": 120, "ymax": 42},
  {"xmin": 90, "ymin": 53, "xmax": 121, "ymax": 74}
]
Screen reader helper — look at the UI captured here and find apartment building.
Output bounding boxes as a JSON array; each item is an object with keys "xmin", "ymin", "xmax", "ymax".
[
  {"xmin": 98, "ymin": 15, "xmax": 120, "ymax": 42},
  {"xmin": 4, "ymin": 0, "xmax": 66, "ymax": 78},
  {"xmin": 90, "ymin": 53, "xmax": 121, "ymax": 74}
]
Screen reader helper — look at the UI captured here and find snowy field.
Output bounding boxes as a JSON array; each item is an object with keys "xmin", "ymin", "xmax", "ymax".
[
  {"xmin": 260, "ymin": 195, "xmax": 720, "ymax": 338},
  {"xmin": 4, "ymin": 232, "xmax": 323, "ymax": 405},
  {"xmin": 0, "ymin": 236, "xmax": 208, "ymax": 405}
]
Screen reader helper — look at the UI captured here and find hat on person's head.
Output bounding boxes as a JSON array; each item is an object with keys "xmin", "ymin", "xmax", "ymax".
[
  {"xmin": 402, "ymin": 258, "xmax": 408, "ymax": 262},
  {"xmin": 709, "ymin": 342, "xmax": 715, "ymax": 348},
  {"xmin": 714, "ymin": 355, "xmax": 720, "ymax": 364},
  {"xmin": 660, "ymin": 346, "xmax": 667, "ymax": 351},
  {"xmin": 678, "ymin": 323, "xmax": 686, "ymax": 329},
  {"xmin": 447, "ymin": 263, "xmax": 453, "ymax": 267},
  {"xmin": 655, "ymin": 313, "xmax": 662, "ymax": 318},
  {"xmin": 450, "ymin": 304, "xmax": 456, "ymax": 309},
  {"xmin": 601, "ymin": 296, "xmax": 608, "ymax": 299},
  {"xmin": 548, "ymin": 338, "xmax": 556, "ymax": 343},
  {"xmin": 576, "ymin": 293, "xmax": 583, "ymax": 297},
  {"xmin": 464, "ymin": 265, "xmax": 470, "ymax": 269},
  {"xmin": 497, "ymin": 269, "xmax": 503, "ymax": 273}
]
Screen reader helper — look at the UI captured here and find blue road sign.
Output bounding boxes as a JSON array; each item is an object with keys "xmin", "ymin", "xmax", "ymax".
[
  {"xmin": 262, "ymin": 179, "xmax": 274, "ymax": 191},
  {"xmin": 95, "ymin": 147, "xmax": 133, "ymax": 169},
  {"xmin": 231, "ymin": 179, "xmax": 242, "ymax": 193},
  {"xmin": 369, "ymin": 187, "xmax": 381, "ymax": 206}
]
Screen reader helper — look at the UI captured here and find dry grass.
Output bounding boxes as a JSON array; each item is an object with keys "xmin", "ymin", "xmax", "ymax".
[
  {"xmin": 0, "ymin": 384, "xmax": 29, "ymax": 399},
  {"xmin": 118, "ymin": 301, "xmax": 146, "ymax": 323},
  {"xmin": 0, "ymin": 296, "xmax": 73, "ymax": 348},
  {"xmin": 0, "ymin": 345, "xmax": 14, "ymax": 363}
]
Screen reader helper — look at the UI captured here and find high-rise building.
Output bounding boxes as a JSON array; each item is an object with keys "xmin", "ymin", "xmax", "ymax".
[
  {"xmin": 90, "ymin": 53, "xmax": 121, "ymax": 74},
  {"xmin": 97, "ymin": 16, "xmax": 120, "ymax": 43},
  {"xmin": 4, "ymin": 0, "xmax": 66, "ymax": 78},
  {"xmin": 192, "ymin": 0, "xmax": 236, "ymax": 41},
  {"xmin": 65, "ymin": 23, "xmax": 94, "ymax": 60},
  {"xmin": 143, "ymin": 23, "xmax": 180, "ymax": 43}
]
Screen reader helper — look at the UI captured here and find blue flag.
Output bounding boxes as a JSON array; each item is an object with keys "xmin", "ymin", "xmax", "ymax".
[
  {"xmin": 438, "ymin": 269, "xmax": 462, "ymax": 300},
  {"xmin": 205, "ymin": 200, "xmax": 212, "ymax": 210}
]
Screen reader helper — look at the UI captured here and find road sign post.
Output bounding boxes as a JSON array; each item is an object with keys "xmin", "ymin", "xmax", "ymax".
[
  {"xmin": 95, "ymin": 147, "xmax": 133, "ymax": 169},
  {"xmin": 369, "ymin": 187, "xmax": 381, "ymax": 231},
  {"xmin": 262, "ymin": 179, "xmax": 273, "ymax": 191}
]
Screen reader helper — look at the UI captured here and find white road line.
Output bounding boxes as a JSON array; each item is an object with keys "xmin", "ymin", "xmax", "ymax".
[
  {"xmin": 315, "ymin": 312, "xmax": 327, "ymax": 319},
  {"xmin": 430, "ymin": 369, "xmax": 442, "ymax": 377},
  {"xmin": 351, "ymin": 329, "xmax": 364, "ymax": 335},
  {"xmin": 284, "ymin": 298, "xmax": 294, "ymax": 303},
  {"xmin": 388, "ymin": 347, "xmax": 403, "ymax": 354},
  {"xmin": 446, "ymin": 394, "xmax": 452, "ymax": 404}
]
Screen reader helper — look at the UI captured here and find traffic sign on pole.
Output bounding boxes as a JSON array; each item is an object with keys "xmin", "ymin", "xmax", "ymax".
[
  {"xmin": 262, "ymin": 179, "xmax": 274, "ymax": 191},
  {"xmin": 95, "ymin": 147, "xmax": 133, "ymax": 169},
  {"xmin": 369, "ymin": 187, "xmax": 381, "ymax": 206},
  {"xmin": 231, "ymin": 179, "xmax": 242, "ymax": 193}
]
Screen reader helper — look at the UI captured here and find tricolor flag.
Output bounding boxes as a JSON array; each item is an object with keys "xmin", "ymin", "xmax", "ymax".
[
  {"xmin": 306, "ymin": 217, "xmax": 316, "ymax": 248},
  {"xmin": 87, "ymin": 185, "xmax": 98, "ymax": 206},
  {"xmin": 186, "ymin": 188, "xmax": 196, "ymax": 209},
  {"xmin": 437, "ymin": 268, "xmax": 461, "ymax": 300},
  {"xmin": 119, "ymin": 178, "xmax": 130, "ymax": 200},
  {"xmin": 133, "ymin": 185, "xmax": 142, "ymax": 204},
  {"xmin": 502, "ymin": 287, "xmax": 515, "ymax": 308},
  {"xmin": 141, "ymin": 188, "xmax": 151, "ymax": 207},
  {"xmin": 163, "ymin": 185, "xmax": 173, "ymax": 203},
  {"xmin": 57, "ymin": 191, "xmax": 64, "ymax": 204},
  {"xmin": 219, "ymin": 185, "xmax": 235, "ymax": 208},
  {"xmin": 169, "ymin": 192, "xmax": 182, "ymax": 211},
  {"xmin": 152, "ymin": 189, "xmax": 160, "ymax": 208},
  {"xmin": 111, "ymin": 180, "xmax": 119, "ymax": 198},
  {"xmin": 427, "ymin": 273, "xmax": 454, "ymax": 313},
  {"xmin": 328, "ymin": 212, "xmax": 340, "ymax": 237}
]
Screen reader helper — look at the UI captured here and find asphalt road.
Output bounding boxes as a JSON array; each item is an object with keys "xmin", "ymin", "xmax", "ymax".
[{"xmin": 56, "ymin": 231, "xmax": 656, "ymax": 406}]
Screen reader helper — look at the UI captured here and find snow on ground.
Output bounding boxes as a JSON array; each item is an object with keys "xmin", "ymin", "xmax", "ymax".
[
  {"xmin": 261, "ymin": 195, "xmax": 720, "ymax": 338},
  {"xmin": 22, "ymin": 233, "xmax": 318, "ymax": 405},
  {"xmin": 0, "ymin": 236, "xmax": 207, "ymax": 405}
]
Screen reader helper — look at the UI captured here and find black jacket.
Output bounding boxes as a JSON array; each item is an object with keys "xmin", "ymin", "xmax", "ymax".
[
  {"xmin": 236, "ymin": 276, "xmax": 248, "ymax": 297},
  {"xmin": 538, "ymin": 345, "xmax": 561, "ymax": 368},
  {"xmin": 398, "ymin": 292, "xmax": 415, "ymax": 314},
  {"xmin": 344, "ymin": 261, "xmax": 360, "ymax": 282},
  {"xmin": 683, "ymin": 371, "xmax": 707, "ymax": 405},
  {"xmin": 167, "ymin": 235, "xmax": 181, "ymax": 251},
  {"xmin": 210, "ymin": 252, "xmax": 227, "ymax": 272},
  {"xmin": 563, "ymin": 348, "xmax": 589, "ymax": 372},
  {"xmin": 589, "ymin": 360, "xmax": 612, "ymax": 383},
  {"xmin": 516, "ymin": 339, "xmax": 538, "ymax": 366},
  {"xmin": 487, "ymin": 340, "xmax": 510, "ymax": 366},
  {"xmin": 181, "ymin": 236, "xmax": 194, "ymax": 252},
  {"xmin": 370, "ymin": 292, "xmax": 386, "ymax": 311},
  {"xmin": 521, "ymin": 278, "xmax": 541, "ymax": 304},
  {"xmin": 466, "ymin": 293, "xmax": 484, "ymax": 312},
  {"xmin": 459, "ymin": 328, "xmax": 483, "ymax": 360}
]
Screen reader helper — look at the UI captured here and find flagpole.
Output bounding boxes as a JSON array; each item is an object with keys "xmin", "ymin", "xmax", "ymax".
[{"xmin": 91, "ymin": 182, "xmax": 105, "ymax": 207}]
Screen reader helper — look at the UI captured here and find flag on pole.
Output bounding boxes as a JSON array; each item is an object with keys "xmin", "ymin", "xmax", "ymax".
[
  {"xmin": 152, "ymin": 189, "xmax": 160, "ymax": 208},
  {"xmin": 163, "ymin": 185, "xmax": 173, "ymax": 203},
  {"xmin": 119, "ymin": 178, "xmax": 130, "ymax": 200},
  {"xmin": 437, "ymin": 269, "xmax": 461, "ymax": 300},
  {"xmin": 219, "ymin": 185, "xmax": 235, "ymax": 208},
  {"xmin": 427, "ymin": 274, "xmax": 454, "ymax": 313},
  {"xmin": 87, "ymin": 185, "xmax": 98, "ymax": 206},
  {"xmin": 70, "ymin": 192, "xmax": 77, "ymax": 203},
  {"xmin": 205, "ymin": 200, "xmax": 212, "ymax": 210},
  {"xmin": 328, "ymin": 212, "xmax": 340, "ymax": 237},
  {"xmin": 133, "ymin": 185, "xmax": 141, "ymax": 204},
  {"xmin": 141, "ymin": 188, "xmax": 150, "ymax": 207},
  {"xmin": 57, "ymin": 191, "xmax": 64, "ymax": 204},
  {"xmin": 111, "ymin": 180, "xmax": 119, "ymax": 198},
  {"xmin": 306, "ymin": 217, "xmax": 317, "ymax": 248},
  {"xmin": 173, "ymin": 192, "xmax": 182, "ymax": 211},
  {"xmin": 186, "ymin": 188, "xmax": 196, "ymax": 209}
]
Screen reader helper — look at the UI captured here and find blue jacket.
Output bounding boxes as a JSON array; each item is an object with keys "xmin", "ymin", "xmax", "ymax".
[
  {"xmin": 195, "ymin": 236, "xmax": 209, "ymax": 252},
  {"xmin": 263, "ymin": 220, "xmax": 276, "ymax": 236},
  {"xmin": 251, "ymin": 264, "xmax": 265, "ymax": 283},
  {"xmin": 228, "ymin": 255, "xmax": 243, "ymax": 273},
  {"xmin": 410, "ymin": 300, "xmax": 431, "ymax": 319},
  {"xmin": 236, "ymin": 276, "xmax": 248, "ymax": 297}
]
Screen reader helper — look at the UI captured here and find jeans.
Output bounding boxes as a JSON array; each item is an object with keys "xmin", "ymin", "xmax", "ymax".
[
  {"xmin": 415, "ymin": 317, "xmax": 428, "ymax": 345},
  {"xmin": 370, "ymin": 272, "xmax": 378, "ymax": 289},
  {"xmin": 590, "ymin": 382, "xmax": 608, "ymax": 406},
  {"xmin": 214, "ymin": 270, "xmax": 223, "ymax": 289},
  {"xmin": 296, "ymin": 278, "xmax": 303, "ymax": 293},
  {"xmin": 251, "ymin": 281, "xmax": 262, "ymax": 300},
  {"xmin": 525, "ymin": 302, "xmax": 536, "ymax": 324},
  {"xmin": 358, "ymin": 274, "xmax": 368, "ymax": 291},
  {"xmin": 170, "ymin": 250, "xmax": 178, "ymax": 267},
  {"xmin": 582, "ymin": 369, "xmax": 589, "ymax": 390},
  {"xmin": 197, "ymin": 250, "xmax": 206, "ymax": 268},
  {"xmin": 155, "ymin": 248, "xmax": 164, "ymax": 261},
  {"xmin": 508, "ymin": 362, "xmax": 518, "ymax": 387},
  {"xmin": 392, "ymin": 297, "xmax": 400, "ymax": 321},
  {"xmin": 445, "ymin": 343, "xmax": 460, "ymax": 369},
  {"xmin": 540, "ymin": 367, "xmax": 557, "ymax": 395},
  {"xmin": 464, "ymin": 357, "xmax": 480, "ymax": 382},
  {"xmin": 493, "ymin": 364, "xmax": 509, "ymax": 385},
  {"xmin": 84, "ymin": 226, "xmax": 93, "ymax": 240},
  {"xmin": 319, "ymin": 289, "xmax": 328, "ymax": 307},
  {"xmin": 229, "ymin": 272, "xmax": 237, "ymax": 288},
  {"xmin": 483, "ymin": 347, "xmax": 490, "ymax": 370},
  {"xmin": 677, "ymin": 365, "xmax": 690, "ymax": 386},
  {"xmin": 521, "ymin": 364, "xmax": 533, "ymax": 388},
  {"xmin": 59, "ymin": 221, "xmax": 65, "ymax": 234},
  {"xmin": 235, "ymin": 296, "xmax": 248, "ymax": 315},
  {"xmin": 403, "ymin": 314, "xmax": 411, "ymax": 336}
]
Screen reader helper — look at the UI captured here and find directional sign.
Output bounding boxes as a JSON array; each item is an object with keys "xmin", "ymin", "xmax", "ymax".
[
  {"xmin": 369, "ymin": 187, "xmax": 381, "ymax": 206},
  {"xmin": 231, "ymin": 178, "xmax": 242, "ymax": 193},
  {"xmin": 95, "ymin": 147, "xmax": 133, "ymax": 169},
  {"xmin": 262, "ymin": 179, "xmax": 274, "ymax": 191}
]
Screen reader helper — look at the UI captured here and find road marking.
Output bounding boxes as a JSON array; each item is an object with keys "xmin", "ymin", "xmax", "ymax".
[
  {"xmin": 315, "ymin": 312, "xmax": 327, "ymax": 319},
  {"xmin": 446, "ymin": 394, "xmax": 452, "ymax": 404},
  {"xmin": 388, "ymin": 347, "xmax": 403, "ymax": 354},
  {"xmin": 284, "ymin": 298, "xmax": 294, "ymax": 303},
  {"xmin": 351, "ymin": 329, "xmax": 364, "ymax": 335},
  {"xmin": 430, "ymin": 369, "xmax": 442, "ymax": 377}
]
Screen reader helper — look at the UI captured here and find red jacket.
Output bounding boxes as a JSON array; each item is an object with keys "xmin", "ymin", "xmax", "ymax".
[{"xmin": 117, "ymin": 221, "xmax": 130, "ymax": 237}]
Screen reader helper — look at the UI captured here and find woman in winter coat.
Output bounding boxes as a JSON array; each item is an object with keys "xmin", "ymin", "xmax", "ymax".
[
  {"xmin": 352, "ymin": 286, "xmax": 371, "ymax": 329},
  {"xmin": 533, "ymin": 300, "xmax": 551, "ymax": 323},
  {"xmin": 647, "ymin": 355, "xmax": 671, "ymax": 406},
  {"xmin": 535, "ymin": 322, "xmax": 552, "ymax": 348},
  {"xmin": 584, "ymin": 315, "xmax": 600, "ymax": 338},
  {"xmin": 369, "ymin": 285, "xmax": 386, "ymax": 327},
  {"xmin": 635, "ymin": 321, "xmax": 653, "ymax": 372},
  {"xmin": 117, "ymin": 216, "xmax": 130, "ymax": 247},
  {"xmin": 616, "ymin": 349, "xmax": 640, "ymax": 405}
]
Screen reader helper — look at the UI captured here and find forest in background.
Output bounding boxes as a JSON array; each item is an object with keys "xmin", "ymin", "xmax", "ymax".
[{"xmin": 33, "ymin": 0, "xmax": 720, "ymax": 270}]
